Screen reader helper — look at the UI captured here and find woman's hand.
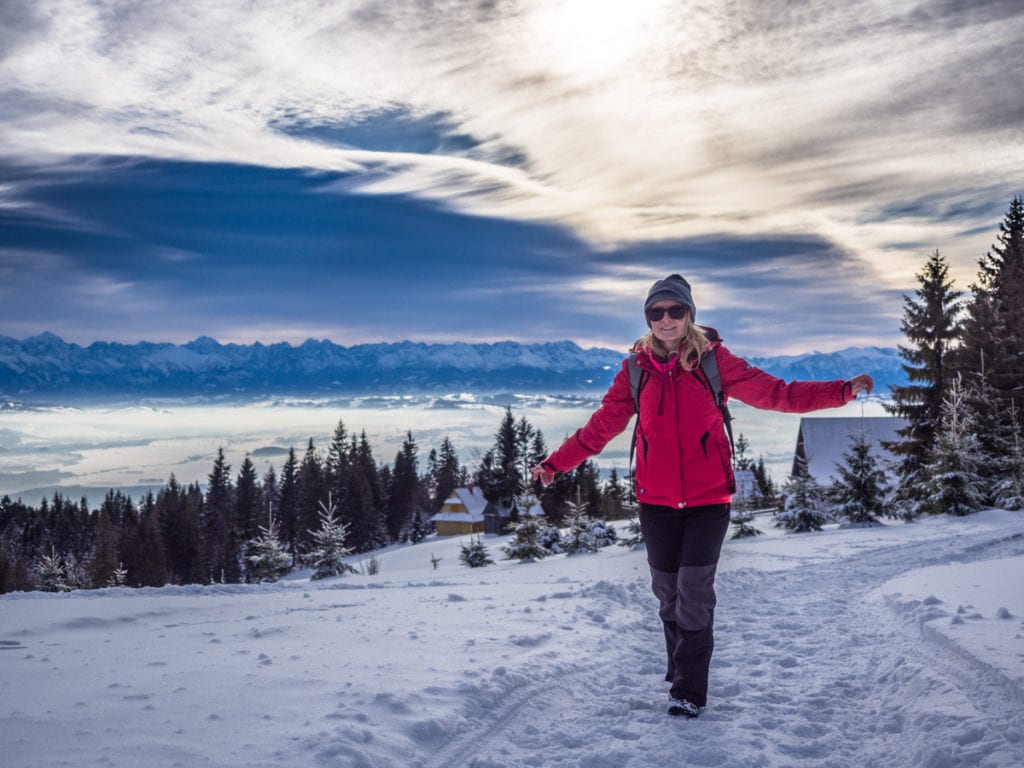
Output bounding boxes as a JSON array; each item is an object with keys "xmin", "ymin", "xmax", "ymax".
[
  {"xmin": 848, "ymin": 373, "xmax": 874, "ymax": 397},
  {"xmin": 531, "ymin": 464, "xmax": 555, "ymax": 486}
]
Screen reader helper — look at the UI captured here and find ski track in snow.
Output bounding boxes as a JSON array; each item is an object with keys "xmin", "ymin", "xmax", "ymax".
[{"xmin": 3, "ymin": 520, "xmax": 1024, "ymax": 768}]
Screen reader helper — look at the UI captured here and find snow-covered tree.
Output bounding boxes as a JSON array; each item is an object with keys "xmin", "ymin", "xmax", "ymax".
[
  {"xmin": 502, "ymin": 478, "xmax": 548, "ymax": 562},
  {"xmin": 925, "ymin": 374, "xmax": 986, "ymax": 516},
  {"xmin": 618, "ymin": 513, "xmax": 645, "ymax": 549},
  {"xmin": 886, "ymin": 250, "xmax": 962, "ymax": 510},
  {"xmin": 458, "ymin": 536, "xmax": 494, "ymax": 568},
  {"xmin": 993, "ymin": 402, "xmax": 1024, "ymax": 510},
  {"xmin": 502, "ymin": 514, "xmax": 549, "ymax": 562},
  {"xmin": 405, "ymin": 508, "xmax": 432, "ymax": 544},
  {"xmin": 308, "ymin": 495, "xmax": 357, "ymax": 580},
  {"xmin": 562, "ymin": 493, "xmax": 601, "ymax": 555},
  {"xmin": 246, "ymin": 509, "xmax": 291, "ymax": 583},
  {"xmin": 36, "ymin": 548, "xmax": 73, "ymax": 592},
  {"xmin": 538, "ymin": 523, "xmax": 565, "ymax": 554},
  {"xmin": 775, "ymin": 461, "xmax": 830, "ymax": 533},
  {"xmin": 830, "ymin": 430, "xmax": 889, "ymax": 526},
  {"xmin": 730, "ymin": 507, "xmax": 763, "ymax": 539},
  {"xmin": 107, "ymin": 562, "xmax": 128, "ymax": 587}
]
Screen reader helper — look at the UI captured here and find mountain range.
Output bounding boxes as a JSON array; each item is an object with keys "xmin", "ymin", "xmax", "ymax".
[{"xmin": 0, "ymin": 333, "xmax": 908, "ymax": 400}]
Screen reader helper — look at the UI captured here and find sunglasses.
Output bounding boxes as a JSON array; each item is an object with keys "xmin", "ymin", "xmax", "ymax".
[{"xmin": 645, "ymin": 305, "xmax": 688, "ymax": 322}]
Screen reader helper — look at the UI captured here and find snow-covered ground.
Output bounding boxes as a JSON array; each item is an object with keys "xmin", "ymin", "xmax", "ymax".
[{"xmin": 3, "ymin": 509, "xmax": 1023, "ymax": 768}]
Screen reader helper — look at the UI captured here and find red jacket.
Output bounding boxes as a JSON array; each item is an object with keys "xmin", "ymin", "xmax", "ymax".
[{"xmin": 544, "ymin": 333, "xmax": 854, "ymax": 509}]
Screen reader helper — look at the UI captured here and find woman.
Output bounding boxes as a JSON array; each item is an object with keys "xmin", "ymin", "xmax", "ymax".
[{"xmin": 532, "ymin": 274, "xmax": 873, "ymax": 718}]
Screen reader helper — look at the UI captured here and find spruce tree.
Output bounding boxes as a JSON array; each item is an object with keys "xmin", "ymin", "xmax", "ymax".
[
  {"xmin": 297, "ymin": 438, "xmax": 327, "ymax": 554},
  {"xmin": 958, "ymin": 196, "xmax": 1024, "ymax": 414},
  {"xmin": 278, "ymin": 448, "xmax": 300, "ymax": 564},
  {"xmin": 830, "ymin": 430, "xmax": 888, "ymax": 526},
  {"xmin": 204, "ymin": 448, "xmax": 238, "ymax": 583},
  {"xmin": 993, "ymin": 402, "xmax": 1024, "ymax": 510},
  {"xmin": 458, "ymin": 536, "xmax": 494, "ymax": 568},
  {"xmin": 235, "ymin": 456, "xmax": 262, "ymax": 552},
  {"xmin": 562, "ymin": 491, "xmax": 602, "ymax": 554},
  {"xmin": 775, "ymin": 461, "xmax": 830, "ymax": 533},
  {"xmin": 429, "ymin": 436, "xmax": 464, "ymax": 512},
  {"xmin": 246, "ymin": 508, "xmax": 291, "ymax": 583},
  {"xmin": 925, "ymin": 374, "xmax": 986, "ymax": 516},
  {"xmin": 885, "ymin": 250, "xmax": 962, "ymax": 504},
  {"xmin": 308, "ymin": 495, "xmax": 356, "ymax": 580},
  {"xmin": 501, "ymin": 480, "xmax": 548, "ymax": 562},
  {"xmin": 388, "ymin": 432, "xmax": 420, "ymax": 542},
  {"xmin": 88, "ymin": 508, "xmax": 121, "ymax": 588},
  {"xmin": 36, "ymin": 547, "xmax": 72, "ymax": 592},
  {"xmin": 489, "ymin": 407, "xmax": 523, "ymax": 507}
]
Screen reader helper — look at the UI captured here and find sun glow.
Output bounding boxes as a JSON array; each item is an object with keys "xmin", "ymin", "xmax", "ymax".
[{"xmin": 527, "ymin": 0, "xmax": 669, "ymax": 78}]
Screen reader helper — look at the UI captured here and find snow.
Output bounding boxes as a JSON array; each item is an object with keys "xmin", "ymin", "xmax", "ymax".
[{"xmin": 3, "ymin": 510, "xmax": 1024, "ymax": 768}]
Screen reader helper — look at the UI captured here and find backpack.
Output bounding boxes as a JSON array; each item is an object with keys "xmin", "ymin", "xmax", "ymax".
[{"xmin": 626, "ymin": 348, "xmax": 735, "ymax": 471}]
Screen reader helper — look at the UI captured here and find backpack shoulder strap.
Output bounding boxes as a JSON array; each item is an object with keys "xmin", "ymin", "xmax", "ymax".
[
  {"xmin": 627, "ymin": 353, "xmax": 645, "ymax": 414},
  {"xmin": 699, "ymin": 347, "xmax": 735, "ymax": 453},
  {"xmin": 626, "ymin": 354, "xmax": 650, "ymax": 486}
]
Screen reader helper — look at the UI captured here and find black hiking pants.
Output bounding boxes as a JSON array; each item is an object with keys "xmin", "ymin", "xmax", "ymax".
[{"xmin": 640, "ymin": 502, "xmax": 731, "ymax": 708}]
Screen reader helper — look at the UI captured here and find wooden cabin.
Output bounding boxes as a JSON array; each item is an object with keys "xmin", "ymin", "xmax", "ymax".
[
  {"xmin": 431, "ymin": 486, "xmax": 488, "ymax": 536},
  {"xmin": 792, "ymin": 416, "xmax": 907, "ymax": 484}
]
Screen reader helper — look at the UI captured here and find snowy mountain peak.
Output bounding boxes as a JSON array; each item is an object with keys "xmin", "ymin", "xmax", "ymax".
[{"xmin": 0, "ymin": 333, "xmax": 908, "ymax": 399}]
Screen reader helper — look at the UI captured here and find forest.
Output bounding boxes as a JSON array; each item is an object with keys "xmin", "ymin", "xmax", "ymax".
[{"xmin": 2, "ymin": 196, "xmax": 1022, "ymax": 593}]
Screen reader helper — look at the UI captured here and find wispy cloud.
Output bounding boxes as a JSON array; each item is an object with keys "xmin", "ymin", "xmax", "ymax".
[{"xmin": 0, "ymin": 1, "xmax": 1021, "ymax": 352}]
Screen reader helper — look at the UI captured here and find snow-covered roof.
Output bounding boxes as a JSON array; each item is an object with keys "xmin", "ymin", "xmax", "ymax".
[
  {"xmin": 794, "ymin": 416, "xmax": 907, "ymax": 483},
  {"xmin": 431, "ymin": 486, "xmax": 488, "ymax": 523}
]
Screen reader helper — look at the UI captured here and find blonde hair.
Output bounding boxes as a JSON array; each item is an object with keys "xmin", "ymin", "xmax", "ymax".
[{"xmin": 636, "ymin": 321, "xmax": 710, "ymax": 370}]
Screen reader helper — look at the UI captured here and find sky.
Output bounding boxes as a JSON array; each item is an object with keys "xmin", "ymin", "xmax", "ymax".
[{"xmin": 1, "ymin": 0, "xmax": 1022, "ymax": 356}]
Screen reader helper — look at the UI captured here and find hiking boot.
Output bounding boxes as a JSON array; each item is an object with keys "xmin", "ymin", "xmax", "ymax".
[{"xmin": 667, "ymin": 697, "xmax": 701, "ymax": 718}]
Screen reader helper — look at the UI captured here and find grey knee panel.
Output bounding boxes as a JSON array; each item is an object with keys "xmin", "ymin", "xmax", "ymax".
[
  {"xmin": 649, "ymin": 566, "xmax": 677, "ymax": 623},
  {"xmin": 676, "ymin": 564, "xmax": 717, "ymax": 630}
]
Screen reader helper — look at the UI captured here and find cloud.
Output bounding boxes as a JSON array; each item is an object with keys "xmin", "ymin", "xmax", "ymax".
[{"xmin": 1, "ymin": 1, "xmax": 1020, "ymax": 352}]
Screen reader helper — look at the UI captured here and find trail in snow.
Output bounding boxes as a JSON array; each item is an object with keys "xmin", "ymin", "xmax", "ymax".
[{"xmin": 392, "ymin": 528, "xmax": 1024, "ymax": 768}]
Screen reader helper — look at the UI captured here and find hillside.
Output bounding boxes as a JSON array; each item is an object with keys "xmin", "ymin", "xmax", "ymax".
[{"xmin": 2, "ymin": 510, "xmax": 1023, "ymax": 767}]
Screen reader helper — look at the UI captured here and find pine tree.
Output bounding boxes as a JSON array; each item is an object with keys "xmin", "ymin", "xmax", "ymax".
[
  {"xmin": 36, "ymin": 547, "xmax": 72, "ymax": 592},
  {"xmin": 235, "ymin": 456, "xmax": 262, "ymax": 553},
  {"xmin": 958, "ymin": 196, "xmax": 1024, "ymax": 414},
  {"xmin": 775, "ymin": 461, "xmax": 830, "ymax": 533},
  {"xmin": 387, "ymin": 432, "xmax": 420, "ymax": 542},
  {"xmin": 108, "ymin": 562, "xmax": 128, "ymax": 587},
  {"xmin": 733, "ymin": 433, "xmax": 754, "ymax": 470},
  {"xmin": 562, "ymin": 492, "xmax": 600, "ymax": 555},
  {"xmin": 830, "ymin": 430, "xmax": 889, "ymax": 526},
  {"xmin": 885, "ymin": 250, "xmax": 962, "ymax": 503},
  {"xmin": 993, "ymin": 401, "xmax": 1024, "ymax": 510},
  {"xmin": 925, "ymin": 374, "xmax": 986, "ymax": 516},
  {"xmin": 204, "ymin": 448, "xmax": 238, "ymax": 583},
  {"xmin": 278, "ymin": 448, "xmax": 300, "ymax": 564},
  {"xmin": 308, "ymin": 494, "xmax": 356, "ymax": 580},
  {"xmin": 406, "ymin": 509, "xmax": 432, "ymax": 544},
  {"xmin": 246, "ymin": 508, "xmax": 291, "ymax": 583},
  {"xmin": 752, "ymin": 455, "xmax": 778, "ymax": 506},
  {"xmin": 618, "ymin": 512, "xmax": 645, "ymax": 549},
  {"xmin": 429, "ymin": 436, "xmax": 463, "ymax": 512},
  {"xmin": 458, "ymin": 536, "xmax": 494, "ymax": 568},
  {"xmin": 295, "ymin": 438, "xmax": 327, "ymax": 556},
  {"xmin": 501, "ymin": 479, "xmax": 548, "ymax": 562},
  {"xmin": 730, "ymin": 505, "xmax": 763, "ymax": 539},
  {"xmin": 488, "ymin": 407, "xmax": 523, "ymax": 507},
  {"xmin": 88, "ymin": 508, "xmax": 121, "ymax": 588}
]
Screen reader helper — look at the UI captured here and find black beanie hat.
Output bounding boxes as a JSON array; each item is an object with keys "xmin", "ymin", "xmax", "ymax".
[{"xmin": 644, "ymin": 274, "xmax": 696, "ymax": 325}]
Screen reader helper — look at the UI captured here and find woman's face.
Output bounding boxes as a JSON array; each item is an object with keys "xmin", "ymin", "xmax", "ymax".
[{"xmin": 647, "ymin": 301, "xmax": 689, "ymax": 347}]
